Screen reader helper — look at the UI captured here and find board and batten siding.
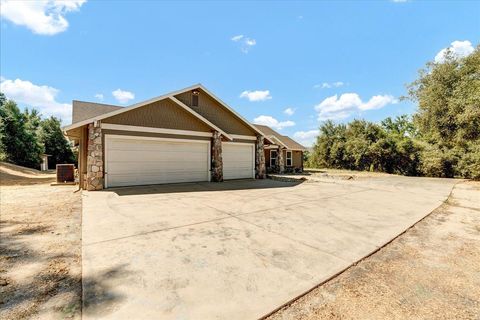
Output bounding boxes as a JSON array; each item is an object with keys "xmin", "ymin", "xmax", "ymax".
[
  {"xmin": 174, "ymin": 89, "xmax": 256, "ymax": 136},
  {"xmin": 102, "ymin": 98, "xmax": 212, "ymax": 132}
]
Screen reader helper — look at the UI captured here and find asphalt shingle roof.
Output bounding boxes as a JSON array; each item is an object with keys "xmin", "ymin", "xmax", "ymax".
[{"xmin": 253, "ymin": 124, "xmax": 306, "ymax": 150}]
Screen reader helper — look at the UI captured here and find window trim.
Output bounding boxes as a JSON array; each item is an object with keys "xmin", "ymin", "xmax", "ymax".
[
  {"xmin": 270, "ymin": 149, "xmax": 278, "ymax": 167},
  {"xmin": 286, "ymin": 150, "xmax": 292, "ymax": 166}
]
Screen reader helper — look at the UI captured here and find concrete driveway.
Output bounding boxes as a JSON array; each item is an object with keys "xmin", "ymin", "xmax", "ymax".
[{"xmin": 82, "ymin": 176, "xmax": 457, "ymax": 319}]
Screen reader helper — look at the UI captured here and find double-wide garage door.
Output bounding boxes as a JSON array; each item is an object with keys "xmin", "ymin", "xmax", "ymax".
[
  {"xmin": 105, "ymin": 135, "xmax": 255, "ymax": 188},
  {"xmin": 105, "ymin": 135, "xmax": 210, "ymax": 188}
]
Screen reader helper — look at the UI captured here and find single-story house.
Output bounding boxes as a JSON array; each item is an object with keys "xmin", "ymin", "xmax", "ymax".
[
  {"xmin": 253, "ymin": 125, "xmax": 306, "ymax": 173},
  {"xmin": 63, "ymin": 84, "xmax": 306, "ymax": 190}
]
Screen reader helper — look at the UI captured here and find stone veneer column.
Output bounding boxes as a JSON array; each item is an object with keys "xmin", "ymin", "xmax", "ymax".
[
  {"xmin": 211, "ymin": 131, "xmax": 223, "ymax": 182},
  {"xmin": 277, "ymin": 148, "xmax": 285, "ymax": 174},
  {"xmin": 86, "ymin": 123, "xmax": 104, "ymax": 190},
  {"xmin": 255, "ymin": 136, "xmax": 266, "ymax": 179}
]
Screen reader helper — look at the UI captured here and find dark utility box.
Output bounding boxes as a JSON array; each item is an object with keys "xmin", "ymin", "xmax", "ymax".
[{"xmin": 56, "ymin": 164, "xmax": 75, "ymax": 183}]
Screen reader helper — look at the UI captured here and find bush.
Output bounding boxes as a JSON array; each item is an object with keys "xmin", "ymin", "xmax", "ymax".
[
  {"xmin": 455, "ymin": 142, "xmax": 480, "ymax": 180},
  {"xmin": 418, "ymin": 144, "xmax": 456, "ymax": 178}
]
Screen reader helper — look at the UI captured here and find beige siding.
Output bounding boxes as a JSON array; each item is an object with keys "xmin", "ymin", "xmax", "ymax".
[
  {"xmin": 293, "ymin": 150, "xmax": 303, "ymax": 168},
  {"xmin": 101, "ymin": 129, "xmax": 211, "ymax": 141},
  {"xmin": 102, "ymin": 99, "xmax": 212, "ymax": 132},
  {"xmin": 175, "ymin": 89, "xmax": 256, "ymax": 136}
]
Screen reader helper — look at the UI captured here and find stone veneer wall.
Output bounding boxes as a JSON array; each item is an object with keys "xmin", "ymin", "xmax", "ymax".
[
  {"xmin": 255, "ymin": 136, "xmax": 266, "ymax": 179},
  {"xmin": 86, "ymin": 123, "xmax": 104, "ymax": 190},
  {"xmin": 277, "ymin": 148, "xmax": 285, "ymax": 174},
  {"xmin": 211, "ymin": 131, "xmax": 223, "ymax": 182}
]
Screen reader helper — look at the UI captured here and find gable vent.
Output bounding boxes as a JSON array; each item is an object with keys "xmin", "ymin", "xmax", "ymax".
[{"xmin": 192, "ymin": 89, "xmax": 199, "ymax": 107}]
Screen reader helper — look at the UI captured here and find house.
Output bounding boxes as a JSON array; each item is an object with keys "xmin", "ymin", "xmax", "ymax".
[
  {"xmin": 63, "ymin": 84, "xmax": 305, "ymax": 190},
  {"xmin": 253, "ymin": 125, "xmax": 306, "ymax": 173}
]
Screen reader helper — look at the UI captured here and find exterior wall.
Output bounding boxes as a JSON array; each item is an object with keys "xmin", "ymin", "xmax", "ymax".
[
  {"xmin": 80, "ymin": 126, "xmax": 88, "ymax": 189},
  {"xmin": 264, "ymin": 148, "xmax": 303, "ymax": 173},
  {"xmin": 292, "ymin": 151, "xmax": 303, "ymax": 169},
  {"xmin": 101, "ymin": 129, "xmax": 211, "ymax": 141},
  {"xmin": 211, "ymin": 131, "xmax": 223, "ymax": 182},
  {"xmin": 102, "ymin": 98, "xmax": 212, "ymax": 132},
  {"xmin": 265, "ymin": 149, "xmax": 271, "ymax": 168},
  {"xmin": 278, "ymin": 148, "xmax": 285, "ymax": 174},
  {"xmin": 255, "ymin": 136, "xmax": 266, "ymax": 179},
  {"xmin": 86, "ymin": 123, "xmax": 104, "ymax": 190},
  {"xmin": 175, "ymin": 89, "xmax": 256, "ymax": 135}
]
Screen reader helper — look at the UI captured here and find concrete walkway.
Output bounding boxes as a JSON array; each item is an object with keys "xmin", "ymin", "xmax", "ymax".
[{"xmin": 81, "ymin": 176, "xmax": 457, "ymax": 319}]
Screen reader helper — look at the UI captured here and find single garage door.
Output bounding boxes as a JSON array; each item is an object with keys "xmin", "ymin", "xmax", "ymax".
[
  {"xmin": 105, "ymin": 135, "xmax": 210, "ymax": 188},
  {"xmin": 222, "ymin": 142, "xmax": 255, "ymax": 180}
]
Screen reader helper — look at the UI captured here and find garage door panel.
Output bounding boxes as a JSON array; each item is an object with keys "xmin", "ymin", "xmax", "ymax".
[
  {"xmin": 223, "ymin": 143, "xmax": 254, "ymax": 180},
  {"xmin": 105, "ymin": 136, "xmax": 210, "ymax": 187},
  {"xmin": 108, "ymin": 140, "xmax": 207, "ymax": 153},
  {"xmin": 107, "ymin": 162, "xmax": 208, "ymax": 174},
  {"xmin": 107, "ymin": 150, "xmax": 207, "ymax": 163}
]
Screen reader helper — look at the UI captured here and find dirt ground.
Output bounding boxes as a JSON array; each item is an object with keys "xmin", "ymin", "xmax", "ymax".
[
  {"xmin": 266, "ymin": 180, "xmax": 480, "ymax": 320},
  {"xmin": 0, "ymin": 162, "xmax": 82, "ymax": 320}
]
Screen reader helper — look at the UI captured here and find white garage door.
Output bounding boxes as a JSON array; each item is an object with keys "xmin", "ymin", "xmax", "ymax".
[
  {"xmin": 105, "ymin": 135, "xmax": 210, "ymax": 188},
  {"xmin": 222, "ymin": 142, "xmax": 255, "ymax": 180}
]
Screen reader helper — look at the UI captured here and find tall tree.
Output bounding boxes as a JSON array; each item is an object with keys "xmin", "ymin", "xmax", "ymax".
[
  {"xmin": 0, "ymin": 100, "xmax": 43, "ymax": 167},
  {"xmin": 407, "ymin": 46, "xmax": 480, "ymax": 146},
  {"xmin": 38, "ymin": 116, "xmax": 75, "ymax": 169}
]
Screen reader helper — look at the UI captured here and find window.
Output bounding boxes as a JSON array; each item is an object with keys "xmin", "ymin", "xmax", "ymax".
[
  {"xmin": 286, "ymin": 151, "xmax": 292, "ymax": 166},
  {"xmin": 270, "ymin": 150, "xmax": 277, "ymax": 167}
]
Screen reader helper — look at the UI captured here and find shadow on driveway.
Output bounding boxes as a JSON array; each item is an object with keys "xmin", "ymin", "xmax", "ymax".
[{"xmin": 107, "ymin": 179, "xmax": 305, "ymax": 196}]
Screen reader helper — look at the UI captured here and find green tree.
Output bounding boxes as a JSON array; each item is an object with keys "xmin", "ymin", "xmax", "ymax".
[
  {"xmin": 407, "ymin": 45, "xmax": 480, "ymax": 178},
  {"xmin": 0, "ymin": 99, "xmax": 43, "ymax": 167},
  {"xmin": 38, "ymin": 116, "xmax": 75, "ymax": 169}
]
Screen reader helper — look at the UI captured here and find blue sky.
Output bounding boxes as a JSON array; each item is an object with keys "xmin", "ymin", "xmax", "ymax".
[{"xmin": 1, "ymin": 0, "xmax": 479, "ymax": 146}]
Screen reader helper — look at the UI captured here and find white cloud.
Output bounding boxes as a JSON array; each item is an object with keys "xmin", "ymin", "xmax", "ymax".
[
  {"xmin": 314, "ymin": 81, "xmax": 344, "ymax": 89},
  {"xmin": 244, "ymin": 38, "xmax": 256, "ymax": 46},
  {"xmin": 253, "ymin": 115, "xmax": 295, "ymax": 130},
  {"xmin": 0, "ymin": 78, "xmax": 71, "ymax": 123},
  {"xmin": 231, "ymin": 34, "xmax": 244, "ymax": 41},
  {"xmin": 359, "ymin": 94, "xmax": 396, "ymax": 110},
  {"xmin": 94, "ymin": 93, "xmax": 104, "ymax": 101},
  {"xmin": 435, "ymin": 40, "xmax": 475, "ymax": 63},
  {"xmin": 231, "ymin": 34, "xmax": 256, "ymax": 53},
  {"xmin": 112, "ymin": 89, "xmax": 134, "ymax": 104},
  {"xmin": 315, "ymin": 93, "xmax": 397, "ymax": 121},
  {"xmin": 240, "ymin": 90, "xmax": 272, "ymax": 102},
  {"xmin": 0, "ymin": 0, "xmax": 86, "ymax": 35},
  {"xmin": 293, "ymin": 130, "xmax": 319, "ymax": 147},
  {"xmin": 283, "ymin": 107, "xmax": 295, "ymax": 116}
]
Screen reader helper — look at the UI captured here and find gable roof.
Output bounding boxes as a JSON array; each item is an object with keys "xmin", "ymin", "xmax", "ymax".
[
  {"xmin": 280, "ymin": 135, "xmax": 307, "ymax": 151},
  {"xmin": 253, "ymin": 124, "xmax": 306, "ymax": 150},
  {"xmin": 72, "ymin": 101, "xmax": 123, "ymax": 123},
  {"xmin": 63, "ymin": 84, "xmax": 268, "ymax": 141}
]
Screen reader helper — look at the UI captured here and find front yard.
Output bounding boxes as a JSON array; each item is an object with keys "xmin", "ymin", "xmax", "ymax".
[{"xmin": 0, "ymin": 163, "xmax": 82, "ymax": 320}]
